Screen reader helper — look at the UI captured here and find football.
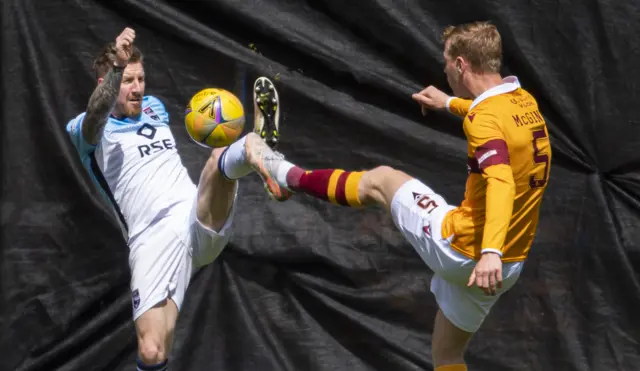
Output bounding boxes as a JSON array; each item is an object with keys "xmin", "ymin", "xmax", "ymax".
[{"xmin": 184, "ymin": 88, "xmax": 245, "ymax": 148}]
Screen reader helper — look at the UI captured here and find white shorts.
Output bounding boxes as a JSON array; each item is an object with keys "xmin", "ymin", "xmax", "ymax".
[
  {"xmin": 390, "ymin": 179, "xmax": 524, "ymax": 333},
  {"xmin": 128, "ymin": 183, "xmax": 237, "ymax": 321}
]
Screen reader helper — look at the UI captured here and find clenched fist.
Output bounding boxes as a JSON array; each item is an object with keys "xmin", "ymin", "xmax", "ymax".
[{"xmin": 114, "ymin": 27, "xmax": 136, "ymax": 67}]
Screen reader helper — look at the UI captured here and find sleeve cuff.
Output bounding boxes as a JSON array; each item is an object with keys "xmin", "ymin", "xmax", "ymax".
[
  {"xmin": 481, "ymin": 248, "xmax": 503, "ymax": 257},
  {"xmin": 445, "ymin": 97, "xmax": 454, "ymax": 113}
]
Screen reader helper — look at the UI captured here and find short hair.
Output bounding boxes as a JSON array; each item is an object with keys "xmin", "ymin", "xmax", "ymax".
[
  {"xmin": 92, "ymin": 42, "xmax": 144, "ymax": 79},
  {"xmin": 441, "ymin": 21, "xmax": 502, "ymax": 73}
]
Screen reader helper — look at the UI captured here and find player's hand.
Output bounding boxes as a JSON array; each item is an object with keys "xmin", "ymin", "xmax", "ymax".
[
  {"xmin": 467, "ymin": 252, "xmax": 503, "ymax": 296},
  {"xmin": 411, "ymin": 86, "xmax": 450, "ymax": 116},
  {"xmin": 114, "ymin": 27, "xmax": 136, "ymax": 67}
]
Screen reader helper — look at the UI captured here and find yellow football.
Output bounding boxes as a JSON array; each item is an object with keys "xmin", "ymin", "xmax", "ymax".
[{"xmin": 185, "ymin": 88, "xmax": 245, "ymax": 148}]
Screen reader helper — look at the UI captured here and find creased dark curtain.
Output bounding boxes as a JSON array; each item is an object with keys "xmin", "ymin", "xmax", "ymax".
[{"xmin": 1, "ymin": 0, "xmax": 638, "ymax": 370}]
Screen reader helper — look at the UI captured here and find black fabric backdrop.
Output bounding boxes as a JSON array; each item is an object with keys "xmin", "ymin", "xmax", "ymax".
[{"xmin": 2, "ymin": 0, "xmax": 639, "ymax": 370}]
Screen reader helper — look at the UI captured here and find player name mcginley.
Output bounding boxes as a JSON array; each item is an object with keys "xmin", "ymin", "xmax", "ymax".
[{"xmin": 512, "ymin": 109, "xmax": 544, "ymax": 127}]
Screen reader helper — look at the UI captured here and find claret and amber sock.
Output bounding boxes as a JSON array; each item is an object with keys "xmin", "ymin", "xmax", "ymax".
[{"xmin": 276, "ymin": 164, "xmax": 364, "ymax": 207}]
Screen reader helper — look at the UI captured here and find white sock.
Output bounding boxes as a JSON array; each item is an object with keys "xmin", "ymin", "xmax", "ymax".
[
  {"xmin": 219, "ymin": 136, "xmax": 252, "ymax": 180},
  {"xmin": 275, "ymin": 160, "xmax": 295, "ymax": 188}
]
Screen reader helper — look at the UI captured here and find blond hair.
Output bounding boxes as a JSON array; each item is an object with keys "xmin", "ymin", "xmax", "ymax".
[{"xmin": 442, "ymin": 21, "xmax": 502, "ymax": 73}]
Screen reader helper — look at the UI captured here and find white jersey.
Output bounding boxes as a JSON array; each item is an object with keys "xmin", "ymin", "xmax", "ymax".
[{"xmin": 66, "ymin": 95, "xmax": 196, "ymax": 241}]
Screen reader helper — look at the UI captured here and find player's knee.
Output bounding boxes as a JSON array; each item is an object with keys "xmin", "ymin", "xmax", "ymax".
[
  {"xmin": 201, "ymin": 147, "xmax": 229, "ymax": 185},
  {"xmin": 360, "ymin": 165, "xmax": 405, "ymax": 204},
  {"xmin": 208, "ymin": 147, "xmax": 227, "ymax": 170},
  {"xmin": 138, "ymin": 335, "xmax": 168, "ymax": 365},
  {"xmin": 370, "ymin": 165, "xmax": 397, "ymax": 176}
]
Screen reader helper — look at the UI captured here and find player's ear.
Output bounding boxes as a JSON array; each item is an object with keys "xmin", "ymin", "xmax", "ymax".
[
  {"xmin": 455, "ymin": 57, "xmax": 464, "ymax": 74},
  {"xmin": 97, "ymin": 77, "xmax": 104, "ymax": 85}
]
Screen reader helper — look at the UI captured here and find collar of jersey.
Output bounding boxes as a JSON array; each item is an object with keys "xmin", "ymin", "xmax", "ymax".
[
  {"xmin": 469, "ymin": 75, "xmax": 522, "ymax": 111},
  {"xmin": 109, "ymin": 113, "xmax": 142, "ymax": 125}
]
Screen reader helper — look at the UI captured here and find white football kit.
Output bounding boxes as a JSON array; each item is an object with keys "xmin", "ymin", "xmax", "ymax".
[
  {"xmin": 390, "ymin": 179, "xmax": 523, "ymax": 333},
  {"xmin": 66, "ymin": 96, "xmax": 236, "ymax": 320}
]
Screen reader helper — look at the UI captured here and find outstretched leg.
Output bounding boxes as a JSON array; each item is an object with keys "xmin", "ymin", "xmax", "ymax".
[
  {"xmin": 244, "ymin": 135, "xmax": 476, "ymax": 370},
  {"xmin": 244, "ymin": 135, "xmax": 413, "ymax": 211}
]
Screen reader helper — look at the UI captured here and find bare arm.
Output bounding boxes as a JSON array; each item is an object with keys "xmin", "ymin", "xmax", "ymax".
[
  {"xmin": 81, "ymin": 66, "xmax": 124, "ymax": 145},
  {"xmin": 80, "ymin": 27, "xmax": 136, "ymax": 145}
]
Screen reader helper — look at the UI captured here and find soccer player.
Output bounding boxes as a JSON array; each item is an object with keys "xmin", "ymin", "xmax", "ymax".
[
  {"xmin": 242, "ymin": 21, "xmax": 552, "ymax": 370},
  {"xmin": 65, "ymin": 28, "xmax": 287, "ymax": 371}
]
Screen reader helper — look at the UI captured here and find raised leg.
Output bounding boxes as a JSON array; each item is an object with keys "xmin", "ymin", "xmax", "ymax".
[
  {"xmin": 196, "ymin": 147, "xmax": 238, "ymax": 232},
  {"xmin": 244, "ymin": 134, "xmax": 414, "ymax": 212},
  {"xmin": 211, "ymin": 77, "xmax": 291, "ymax": 204}
]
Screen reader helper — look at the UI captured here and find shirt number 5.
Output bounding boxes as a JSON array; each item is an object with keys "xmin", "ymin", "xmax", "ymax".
[{"xmin": 530, "ymin": 128, "xmax": 550, "ymax": 189}]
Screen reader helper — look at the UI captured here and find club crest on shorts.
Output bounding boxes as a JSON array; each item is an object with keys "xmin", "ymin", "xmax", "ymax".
[{"xmin": 132, "ymin": 289, "xmax": 140, "ymax": 309}]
